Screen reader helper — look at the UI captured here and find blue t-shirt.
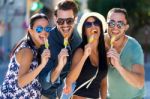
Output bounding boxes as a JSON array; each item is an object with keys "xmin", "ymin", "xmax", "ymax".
[{"xmin": 107, "ymin": 36, "xmax": 144, "ymax": 99}]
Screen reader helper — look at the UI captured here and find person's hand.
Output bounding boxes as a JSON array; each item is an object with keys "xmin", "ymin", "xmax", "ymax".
[
  {"xmin": 41, "ymin": 49, "xmax": 50, "ymax": 68},
  {"xmin": 58, "ymin": 48, "xmax": 69, "ymax": 67},
  {"xmin": 107, "ymin": 48, "xmax": 121, "ymax": 68},
  {"xmin": 63, "ymin": 82, "xmax": 72, "ymax": 95},
  {"xmin": 84, "ymin": 43, "xmax": 92, "ymax": 58}
]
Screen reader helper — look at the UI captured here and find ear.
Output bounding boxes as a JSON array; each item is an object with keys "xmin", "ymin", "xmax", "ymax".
[
  {"xmin": 54, "ymin": 16, "xmax": 57, "ymax": 25},
  {"xmin": 28, "ymin": 28, "xmax": 33, "ymax": 33},
  {"xmin": 74, "ymin": 16, "xmax": 78, "ymax": 24},
  {"xmin": 28, "ymin": 28, "xmax": 34, "ymax": 36},
  {"xmin": 125, "ymin": 24, "xmax": 129, "ymax": 31}
]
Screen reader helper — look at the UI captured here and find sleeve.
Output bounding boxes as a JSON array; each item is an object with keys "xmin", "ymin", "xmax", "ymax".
[{"xmin": 131, "ymin": 43, "xmax": 144, "ymax": 66}]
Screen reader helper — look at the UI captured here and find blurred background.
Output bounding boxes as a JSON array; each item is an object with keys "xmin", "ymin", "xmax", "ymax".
[{"xmin": 0, "ymin": 0, "xmax": 150, "ymax": 98}]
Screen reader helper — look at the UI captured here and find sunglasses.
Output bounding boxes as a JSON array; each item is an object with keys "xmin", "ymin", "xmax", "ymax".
[
  {"xmin": 34, "ymin": 26, "xmax": 51, "ymax": 33},
  {"xmin": 107, "ymin": 20, "xmax": 126, "ymax": 29},
  {"xmin": 84, "ymin": 20, "xmax": 100, "ymax": 28},
  {"xmin": 57, "ymin": 18, "xmax": 74, "ymax": 25}
]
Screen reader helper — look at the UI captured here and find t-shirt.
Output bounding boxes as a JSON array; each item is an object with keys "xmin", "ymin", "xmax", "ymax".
[{"xmin": 107, "ymin": 36, "xmax": 144, "ymax": 99}]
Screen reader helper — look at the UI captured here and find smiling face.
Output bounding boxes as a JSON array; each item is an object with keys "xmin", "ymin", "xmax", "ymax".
[
  {"xmin": 29, "ymin": 18, "xmax": 49, "ymax": 48},
  {"xmin": 55, "ymin": 9, "xmax": 76, "ymax": 38},
  {"xmin": 84, "ymin": 17, "xmax": 101, "ymax": 42},
  {"xmin": 107, "ymin": 12, "xmax": 129, "ymax": 41}
]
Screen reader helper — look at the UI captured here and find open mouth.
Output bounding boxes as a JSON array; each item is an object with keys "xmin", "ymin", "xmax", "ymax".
[
  {"xmin": 92, "ymin": 30, "xmax": 97, "ymax": 34},
  {"xmin": 39, "ymin": 35, "xmax": 45, "ymax": 43},
  {"xmin": 62, "ymin": 27, "xmax": 71, "ymax": 33}
]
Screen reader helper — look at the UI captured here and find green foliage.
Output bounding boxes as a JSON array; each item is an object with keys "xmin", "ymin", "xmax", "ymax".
[
  {"xmin": 31, "ymin": 1, "xmax": 43, "ymax": 11},
  {"xmin": 87, "ymin": 0, "xmax": 150, "ymax": 36}
]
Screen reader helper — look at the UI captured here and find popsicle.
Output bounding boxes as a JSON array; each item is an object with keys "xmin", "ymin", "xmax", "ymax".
[
  {"xmin": 64, "ymin": 38, "xmax": 69, "ymax": 48},
  {"xmin": 63, "ymin": 33, "xmax": 69, "ymax": 48},
  {"xmin": 110, "ymin": 35, "xmax": 115, "ymax": 48},
  {"xmin": 45, "ymin": 39, "xmax": 49, "ymax": 49},
  {"xmin": 88, "ymin": 30, "xmax": 97, "ymax": 43}
]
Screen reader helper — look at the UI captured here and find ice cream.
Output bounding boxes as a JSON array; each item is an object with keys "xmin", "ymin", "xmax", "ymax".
[
  {"xmin": 45, "ymin": 39, "xmax": 49, "ymax": 49},
  {"xmin": 110, "ymin": 35, "xmax": 115, "ymax": 48},
  {"xmin": 64, "ymin": 38, "xmax": 69, "ymax": 48},
  {"xmin": 63, "ymin": 33, "xmax": 69, "ymax": 48},
  {"xmin": 88, "ymin": 30, "xmax": 97, "ymax": 43}
]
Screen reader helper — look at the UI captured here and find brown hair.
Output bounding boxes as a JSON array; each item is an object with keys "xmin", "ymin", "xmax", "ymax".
[
  {"xmin": 107, "ymin": 8, "xmax": 129, "ymax": 24},
  {"xmin": 54, "ymin": 0, "xmax": 78, "ymax": 17}
]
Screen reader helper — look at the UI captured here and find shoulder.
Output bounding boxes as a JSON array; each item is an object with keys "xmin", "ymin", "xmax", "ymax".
[
  {"xmin": 127, "ymin": 36, "xmax": 142, "ymax": 49},
  {"xmin": 71, "ymin": 30, "xmax": 82, "ymax": 50},
  {"xmin": 16, "ymin": 48, "xmax": 33, "ymax": 63},
  {"xmin": 73, "ymin": 48, "xmax": 84, "ymax": 57}
]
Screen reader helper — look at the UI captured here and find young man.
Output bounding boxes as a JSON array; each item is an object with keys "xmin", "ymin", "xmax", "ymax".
[
  {"xmin": 105, "ymin": 8, "xmax": 145, "ymax": 99},
  {"xmin": 39, "ymin": 0, "xmax": 81, "ymax": 99}
]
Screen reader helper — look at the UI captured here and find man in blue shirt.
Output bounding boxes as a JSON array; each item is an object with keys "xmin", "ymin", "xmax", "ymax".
[{"xmin": 39, "ymin": 0, "xmax": 81, "ymax": 99}]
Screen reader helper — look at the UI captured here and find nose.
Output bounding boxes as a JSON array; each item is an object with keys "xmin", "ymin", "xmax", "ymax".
[
  {"xmin": 91, "ymin": 23, "xmax": 96, "ymax": 27},
  {"xmin": 113, "ymin": 24, "xmax": 119, "ymax": 29}
]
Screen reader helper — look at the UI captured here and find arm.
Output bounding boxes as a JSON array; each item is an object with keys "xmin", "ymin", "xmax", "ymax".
[
  {"xmin": 115, "ymin": 64, "xmax": 144, "ymax": 89},
  {"xmin": 107, "ymin": 48, "xmax": 144, "ymax": 89},
  {"xmin": 100, "ymin": 77, "xmax": 107, "ymax": 99},
  {"xmin": 50, "ymin": 48, "xmax": 68, "ymax": 83},
  {"xmin": 63, "ymin": 48, "xmax": 84, "ymax": 94},
  {"xmin": 17, "ymin": 48, "xmax": 50, "ymax": 88},
  {"xmin": 64, "ymin": 44, "xmax": 92, "ymax": 94}
]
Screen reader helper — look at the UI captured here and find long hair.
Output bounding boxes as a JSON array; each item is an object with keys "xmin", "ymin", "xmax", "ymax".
[
  {"xmin": 10, "ymin": 13, "xmax": 49, "ymax": 58},
  {"xmin": 80, "ymin": 17, "xmax": 108, "ymax": 78}
]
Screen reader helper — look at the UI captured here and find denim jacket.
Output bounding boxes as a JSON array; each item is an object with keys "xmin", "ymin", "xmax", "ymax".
[{"xmin": 39, "ymin": 27, "xmax": 81, "ymax": 98}]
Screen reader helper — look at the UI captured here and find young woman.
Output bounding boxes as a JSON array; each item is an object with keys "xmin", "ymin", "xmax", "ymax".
[
  {"xmin": 0, "ymin": 13, "xmax": 51, "ymax": 98},
  {"xmin": 63, "ymin": 12, "xmax": 108, "ymax": 99}
]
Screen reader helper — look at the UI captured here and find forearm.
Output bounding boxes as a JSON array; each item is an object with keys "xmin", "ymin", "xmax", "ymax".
[
  {"xmin": 66, "ymin": 55, "xmax": 87, "ymax": 84},
  {"xmin": 18, "ymin": 64, "xmax": 44, "ymax": 88},
  {"xmin": 50, "ymin": 64, "xmax": 64, "ymax": 83},
  {"xmin": 116, "ymin": 65, "xmax": 144, "ymax": 89},
  {"xmin": 100, "ymin": 77, "xmax": 107, "ymax": 99}
]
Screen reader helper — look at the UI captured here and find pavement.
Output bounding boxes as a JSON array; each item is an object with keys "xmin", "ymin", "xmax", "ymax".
[{"xmin": 0, "ymin": 61, "xmax": 150, "ymax": 98}]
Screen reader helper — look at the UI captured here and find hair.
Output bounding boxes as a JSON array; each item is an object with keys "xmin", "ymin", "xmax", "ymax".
[
  {"xmin": 10, "ymin": 13, "xmax": 49, "ymax": 57},
  {"xmin": 80, "ymin": 16, "xmax": 108, "ymax": 78},
  {"xmin": 107, "ymin": 8, "xmax": 129, "ymax": 24},
  {"xmin": 54, "ymin": 0, "xmax": 78, "ymax": 17},
  {"xmin": 30, "ymin": 13, "xmax": 49, "ymax": 29}
]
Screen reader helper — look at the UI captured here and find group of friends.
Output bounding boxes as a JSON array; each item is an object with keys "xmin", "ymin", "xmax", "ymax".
[{"xmin": 0, "ymin": 0, "xmax": 145, "ymax": 99}]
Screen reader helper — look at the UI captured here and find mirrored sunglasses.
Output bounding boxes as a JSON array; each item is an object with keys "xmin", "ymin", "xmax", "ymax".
[
  {"xmin": 107, "ymin": 20, "xmax": 126, "ymax": 29},
  {"xmin": 84, "ymin": 20, "xmax": 100, "ymax": 28},
  {"xmin": 34, "ymin": 26, "xmax": 51, "ymax": 33},
  {"xmin": 57, "ymin": 18, "xmax": 74, "ymax": 25}
]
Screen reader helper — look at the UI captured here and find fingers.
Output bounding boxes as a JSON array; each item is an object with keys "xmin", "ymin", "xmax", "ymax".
[
  {"xmin": 84, "ymin": 44, "xmax": 92, "ymax": 57},
  {"xmin": 41, "ymin": 49, "xmax": 51, "ymax": 58},
  {"xmin": 63, "ymin": 87, "xmax": 71, "ymax": 95},
  {"xmin": 59, "ymin": 48, "xmax": 69, "ymax": 58},
  {"xmin": 107, "ymin": 48, "xmax": 119, "ymax": 58}
]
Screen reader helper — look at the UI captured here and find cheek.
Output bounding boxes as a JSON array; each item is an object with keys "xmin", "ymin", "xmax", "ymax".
[{"xmin": 45, "ymin": 33, "xmax": 49, "ymax": 39}]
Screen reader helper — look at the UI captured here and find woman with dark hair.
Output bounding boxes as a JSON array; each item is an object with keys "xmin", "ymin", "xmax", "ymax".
[
  {"xmin": 0, "ymin": 13, "xmax": 51, "ymax": 98},
  {"xmin": 63, "ymin": 12, "xmax": 108, "ymax": 99}
]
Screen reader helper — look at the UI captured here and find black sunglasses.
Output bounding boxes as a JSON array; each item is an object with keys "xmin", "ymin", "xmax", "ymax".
[
  {"xmin": 84, "ymin": 20, "xmax": 100, "ymax": 28},
  {"xmin": 34, "ymin": 25, "xmax": 51, "ymax": 33},
  {"xmin": 57, "ymin": 18, "xmax": 74, "ymax": 25},
  {"xmin": 107, "ymin": 20, "xmax": 126, "ymax": 29}
]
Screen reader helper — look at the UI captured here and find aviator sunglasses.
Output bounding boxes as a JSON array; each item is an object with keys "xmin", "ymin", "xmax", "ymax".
[
  {"xmin": 107, "ymin": 20, "xmax": 126, "ymax": 29},
  {"xmin": 84, "ymin": 20, "xmax": 100, "ymax": 28},
  {"xmin": 34, "ymin": 25, "xmax": 51, "ymax": 33},
  {"xmin": 57, "ymin": 18, "xmax": 74, "ymax": 25}
]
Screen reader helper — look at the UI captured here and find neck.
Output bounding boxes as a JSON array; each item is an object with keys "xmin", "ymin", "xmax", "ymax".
[{"xmin": 114, "ymin": 35, "xmax": 127, "ymax": 53}]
